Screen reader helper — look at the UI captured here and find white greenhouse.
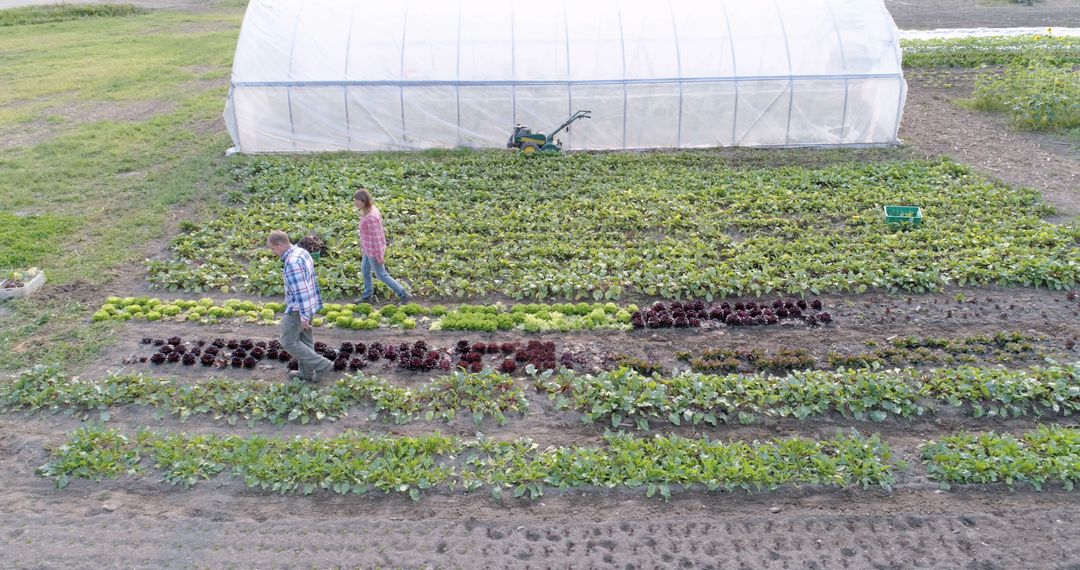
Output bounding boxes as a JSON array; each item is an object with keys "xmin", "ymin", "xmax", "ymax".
[{"xmin": 224, "ymin": 0, "xmax": 907, "ymax": 153}]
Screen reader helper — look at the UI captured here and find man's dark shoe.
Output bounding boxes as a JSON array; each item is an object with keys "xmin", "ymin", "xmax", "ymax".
[{"xmin": 287, "ymin": 370, "xmax": 308, "ymax": 382}]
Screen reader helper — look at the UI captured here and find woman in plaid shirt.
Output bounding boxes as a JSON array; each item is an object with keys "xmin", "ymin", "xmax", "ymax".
[{"xmin": 354, "ymin": 189, "xmax": 411, "ymax": 303}]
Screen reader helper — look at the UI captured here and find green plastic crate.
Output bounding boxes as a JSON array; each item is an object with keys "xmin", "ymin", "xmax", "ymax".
[{"xmin": 884, "ymin": 205, "xmax": 923, "ymax": 226}]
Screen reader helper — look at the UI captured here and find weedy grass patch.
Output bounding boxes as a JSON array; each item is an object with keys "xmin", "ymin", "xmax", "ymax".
[
  {"xmin": 966, "ymin": 62, "xmax": 1080, "ymax": 134},
  {"xmin": 0, "ymin": 5, "xmax": 243, "ymax": 283},
  {"xmin": 0, "ymin": 212, "xmax": 78, "ymax": 268},
  {"xmin": 0, "ymin": 5, "xmax": 244, "ymax": 374},
  {"xmin": 0, "ymin": 4, "xmax": 146, "ymax": 27}
]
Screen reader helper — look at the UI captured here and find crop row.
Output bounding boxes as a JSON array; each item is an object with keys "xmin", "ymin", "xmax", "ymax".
[
  {"xmin": 92, "ymin": 296, "xmax": 839, "ymax": 333},
  {"xmin": 130, "ymin": 335, "xmax": 577, "ymax": 374},
  {"xmin": 1, "ymin": 365, "xmax": 528, "ymax": 427},
  {"xmin": 39, "ymin": 424, "xmax": 1080, "ymax": 497},
  {"xmin": 676, "ymin": 331, "xmax": 1044, "ymax": 375},
  {"xmin": 922, "ymin": 425, "xmax": 1080, "ymax": 490},
  {"xmin": 37, "ymin": 427, "xmax": 893, "ymax": 499},
  {"xmin": 93, "ymin": 296, "xmax": 630, "ymax": 331},
  {"xmin": 147, "ymin": 156, "xmax": 1080, "ymax": 299},
  {"xmin": 6, "ymin": 362, "xmax": 1078, "ymax": 430},
  {"xmin": 901, "ymin": 35, "xmax": 1079, "ymax": 68},
  {"xmin": 534, "ymin": 364, "xmax": 1080, "ymax": 429}
]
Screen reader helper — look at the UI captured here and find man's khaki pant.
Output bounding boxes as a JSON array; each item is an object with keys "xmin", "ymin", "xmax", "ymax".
[{"xmin": 280, "ymin": 312, "xmax": 332, "ymax": 380}]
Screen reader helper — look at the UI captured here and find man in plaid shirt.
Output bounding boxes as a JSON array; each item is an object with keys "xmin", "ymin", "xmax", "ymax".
[{"xmin": 267, "ymin": 230, "xmax": 333, "ymax": 382}]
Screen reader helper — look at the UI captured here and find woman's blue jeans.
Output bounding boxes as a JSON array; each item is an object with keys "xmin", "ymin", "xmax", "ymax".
[{"xmin": 362, "ymin": 255, "xmax": 406, "ymax": 300}]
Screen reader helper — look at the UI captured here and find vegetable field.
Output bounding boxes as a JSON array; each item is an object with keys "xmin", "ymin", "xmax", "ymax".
[
  {"xmin": 2, "ymin": 2, "xmax": 1080, "ymax": 567},
  {"xmin": 149, "ymin": 155, "xmax": 1080, "ymax": 299}
]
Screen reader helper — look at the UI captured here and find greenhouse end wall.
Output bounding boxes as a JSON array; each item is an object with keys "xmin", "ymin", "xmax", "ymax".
[{"xmin": 225, "ymin": 0, "xmax": 907, "ymax": 153}]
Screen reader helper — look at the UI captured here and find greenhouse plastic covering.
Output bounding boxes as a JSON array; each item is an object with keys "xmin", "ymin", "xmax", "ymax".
[{"xmin": 224, "ymin": 0, "xmax": 907, "ymax": 153}]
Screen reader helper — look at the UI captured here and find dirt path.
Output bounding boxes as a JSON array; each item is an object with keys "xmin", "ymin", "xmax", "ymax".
[
  {"xmin": 1, "ymin": 489, "xmax": 1077, "ymax": 569},
  {"xmin": 886, "ymin": 0, "xmax": 1080, "ymax": 29},
  {"xmin": 902, "ymin": 69, "xmax": 1080, "ymax": 217}
]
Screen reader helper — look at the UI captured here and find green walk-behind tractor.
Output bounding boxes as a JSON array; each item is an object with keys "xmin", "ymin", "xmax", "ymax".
[{"xmin": 507, "ymin": 110, "xmax": 591, "ymax": 153}]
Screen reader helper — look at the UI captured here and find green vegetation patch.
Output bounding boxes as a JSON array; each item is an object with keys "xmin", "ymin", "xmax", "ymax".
[
  {"xmin": 902, "ymin": 35, "xmax": 1079, "ymax": 68},
  {"xmin": 0, "ymin": 212, "xmax": 77, "ymax": 268},
  {"xmin": 534, "ymin": 363, "xmax": 1080, "ymax": 430},
  {"xmin": 827, "ymin": 331, "xmax": 1042, "ymax": 369},
  {"xmin": 967, "ymin": 62, "xmax": 1079, "ymax": 133},
  {"xmin": 0, "ymin": 3, "xmax": 146, "ymax": 27},
  {"xmin": 36, "ymin": 426, "xmax": 141, "ymax": 490},
  {"xmin": 1, "ymin": 365, "xmax": 529, "ymax": 427},
  {"xmin": 39, "ymin": 426, "xmax": 895, "ymax": 499},
  {"xmin": 150, "ymin": 156, "xmax": 1080, "ymax": 300},
  {"xmin": 922, "ymin": 425, "xmax": 1080, "ymax": 490}
]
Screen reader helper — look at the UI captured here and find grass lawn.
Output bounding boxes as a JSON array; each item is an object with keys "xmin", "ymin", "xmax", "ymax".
[{"xmin": 0, "ymin": 2, "xmax": 245, "ymax": 372}]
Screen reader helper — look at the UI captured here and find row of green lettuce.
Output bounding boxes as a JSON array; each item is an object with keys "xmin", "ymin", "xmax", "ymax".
[
  {"xmin": 37, "ymin": 424, "xmax": 1080, "ymax": 497},
  {"xmin": 5, "ymin": 362, "xmax": 1077, "ymax": 429},
  {"xmin": 147, "ymin": 157, "xmax": 1080, "ymax": 300},
  {"xmin": 93, "ymin": 296, "xmax": 636, "ymax": 332}
]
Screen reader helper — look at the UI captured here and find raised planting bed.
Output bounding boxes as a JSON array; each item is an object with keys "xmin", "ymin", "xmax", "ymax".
[
  {"xmin": 2, "ymin": 364, "xmax": 529, "ymax": 427},
  {"xmin": 533, "ymin": 363, "xmax": 1080, "ymax": 429},
  {"xmin": 922, "ymin": 425, "xmax": 1080, "ymax": 490},
  {"xmin": 123, "ymin": 334, "xmax": 576, "ymax": 375},
  {"xmin": 38, "ymin": 425, "xmax": 895, "ymax": 499},
  {"xmin": 93, "ymin": 296, "xmax": 835, "ymax": 332}
]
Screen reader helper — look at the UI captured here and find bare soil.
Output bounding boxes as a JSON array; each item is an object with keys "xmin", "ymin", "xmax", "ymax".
[
  {"xmin": 3, "ymin": 1, "xmax": 1080, "ymax": 567},
  {"xmin": 885, "ymin": 0, "xmax": 1080, "ymax": 29},
  {"xmin": 902, "ymin": 68, "xmax": 1080, "ymax": 216}
]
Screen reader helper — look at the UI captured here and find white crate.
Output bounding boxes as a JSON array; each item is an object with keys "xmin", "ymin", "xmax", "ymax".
[{"xmin": 0, "ymin": 271, "xmax": 46, "ymax": 301}]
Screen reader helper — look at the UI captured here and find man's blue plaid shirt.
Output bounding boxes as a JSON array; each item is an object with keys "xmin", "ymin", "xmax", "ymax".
[{"xmin": 281, "ymin": 245, "xmax": 323, "ymax": 321}]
